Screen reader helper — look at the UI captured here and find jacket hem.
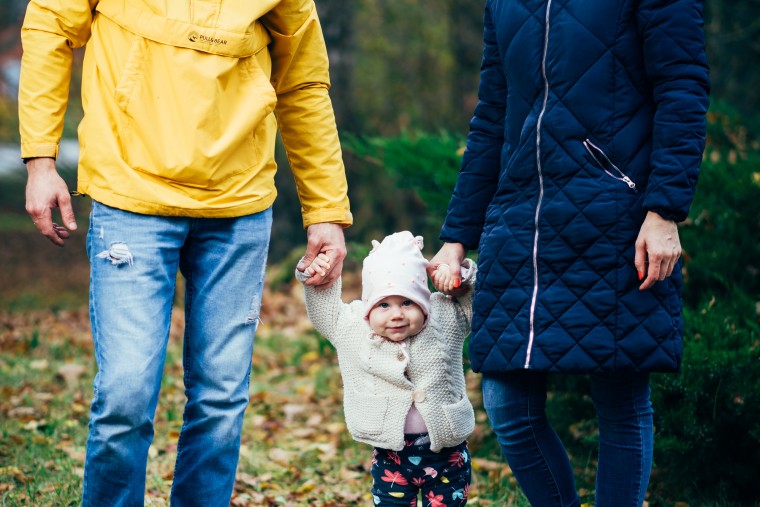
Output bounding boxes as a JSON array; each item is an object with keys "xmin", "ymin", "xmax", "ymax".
[{"xmin": 84, "ymin": 186, "xmax": 278, "ymax": 218}]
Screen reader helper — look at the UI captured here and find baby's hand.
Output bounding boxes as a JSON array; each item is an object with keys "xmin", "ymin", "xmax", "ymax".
[
  {"xmin": 432, "ymin": 264, "xmax": 461, "ymax": 294},
  {"xmin": 303, "ymin": 253, "xmax": 331, "ymax": 277}
]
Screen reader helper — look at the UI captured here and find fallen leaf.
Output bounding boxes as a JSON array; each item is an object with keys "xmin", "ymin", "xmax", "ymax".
[
  {"xmin": 29, "ymin": 359, "xmax": 48, "ymax": 370},
  {"xmin": 0, "ymin": 466, "xmax": 27, "ymax": 482},
  {"xmin": 471, "ymin": 458, "xmax": 507, "ymax": 472},
  {"xmin": 57, "ymin": 363, "xmax": 87, "ymax": 388},
  {"xmin": 268, "ymin": 447, "xmax": 294, "ymax": 466}
]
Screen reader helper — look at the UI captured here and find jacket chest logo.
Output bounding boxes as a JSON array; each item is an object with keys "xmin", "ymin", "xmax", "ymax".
[{"xmin": 188, "ymin": 31, "xmax": 228, "ymax": 46}]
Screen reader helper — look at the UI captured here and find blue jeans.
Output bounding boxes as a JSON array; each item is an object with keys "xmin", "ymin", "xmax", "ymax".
[
  {"xmin": 82, "ymin": 201, "xmax": 272, "ymax": 507},
  {"xmin": 482, "ymin": 371, "xmax": 653, "ymax": 507}
]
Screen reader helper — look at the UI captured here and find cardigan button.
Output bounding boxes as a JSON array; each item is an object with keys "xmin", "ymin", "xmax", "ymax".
[
  {"xmin": 397, "ymin": 351, "xmax": 406, "ymax": 361},
  {"xmin": 412, "ymin": 389, "xmax": 426, "ymax": 403}
]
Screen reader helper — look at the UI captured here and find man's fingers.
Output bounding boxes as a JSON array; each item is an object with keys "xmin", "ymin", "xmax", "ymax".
[{"xmin": 58, "ymin": 192, "xmax": 77, "ymax": 231}]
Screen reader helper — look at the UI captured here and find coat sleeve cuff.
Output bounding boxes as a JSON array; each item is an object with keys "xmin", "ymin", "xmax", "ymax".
[
  {"xmin": 302, "ymin": 208, "xmax": 353, "ymax": 229},
  {"xmin": 20, "ymin": 143, "xmax": 59, "ymax": 160}
]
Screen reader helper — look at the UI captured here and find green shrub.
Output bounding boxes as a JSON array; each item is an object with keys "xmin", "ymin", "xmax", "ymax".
[
  {"xmin": 648, "ymin": 104, "xmax": 760, "ymax": 504},
  {"xmin": 651, "ymin": 293, "xmax": 760, "ymax": 504},
  {"xmin": 342, "ymin": 130, "xmax": 463, "ymax": 246},
  {"xmin": 679, "ymin": 104, "xmax": 760, "ymax": 306}
]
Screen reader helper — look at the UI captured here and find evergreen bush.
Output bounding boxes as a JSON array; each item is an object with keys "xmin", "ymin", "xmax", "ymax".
[{"xmin": 649, "ymin": 104, "xmax": 760, "ymax": 504}]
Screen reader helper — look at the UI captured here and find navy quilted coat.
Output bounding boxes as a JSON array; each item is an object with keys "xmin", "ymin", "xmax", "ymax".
[{"xmin": 441, "ymin": 0, "xmax": 710, "ymax": 373}]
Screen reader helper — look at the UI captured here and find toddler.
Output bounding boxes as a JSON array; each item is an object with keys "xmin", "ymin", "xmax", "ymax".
[{"xmin": 296, "ymin": 231, "xmax": 476, "ymax": 506}]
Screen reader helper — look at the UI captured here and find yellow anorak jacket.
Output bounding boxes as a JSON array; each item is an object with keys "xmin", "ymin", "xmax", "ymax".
[{"xmin": 19, "ymin": 0, "xmax": 352, "ymax": 224}]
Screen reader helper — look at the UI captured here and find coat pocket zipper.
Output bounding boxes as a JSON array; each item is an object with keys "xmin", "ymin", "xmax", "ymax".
[{"xmin": 583, "ymin": 139, "xmax": 638, "ymax": 193}]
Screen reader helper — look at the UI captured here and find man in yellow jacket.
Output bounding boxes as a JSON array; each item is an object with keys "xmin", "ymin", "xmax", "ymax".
[{"xmin": 19, "ymin": 1, "xmax": 352, "ymax": 505}]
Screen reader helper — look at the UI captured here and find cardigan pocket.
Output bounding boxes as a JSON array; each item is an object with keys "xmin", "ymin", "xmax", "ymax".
[
  {"xmin": 442, "ymin": 396, "xmax": 475, "ymax": 442},
  {"xmin": 344, "ymin": 391, "xmax": 388, "ymax": 436}
]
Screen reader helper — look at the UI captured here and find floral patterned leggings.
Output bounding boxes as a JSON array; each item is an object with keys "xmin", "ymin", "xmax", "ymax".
[{"xmin": 370, "ymin": 433, "xmax": 471, "ymax": 506}]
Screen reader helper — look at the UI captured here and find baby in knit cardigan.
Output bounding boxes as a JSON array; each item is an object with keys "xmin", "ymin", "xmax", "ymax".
[{"xmin": 296, "ymin": 231, "xmax": 476, "ymax": 507}]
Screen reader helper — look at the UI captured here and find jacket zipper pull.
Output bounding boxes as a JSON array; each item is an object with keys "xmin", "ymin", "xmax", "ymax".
[{"xmin": 621, "ymin": 176, "xmax": 637, "ymax": 192}]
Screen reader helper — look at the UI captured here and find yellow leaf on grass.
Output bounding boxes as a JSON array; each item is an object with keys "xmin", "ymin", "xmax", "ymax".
[
  {"xmin": 471, "ymin": 458, "xmax": 506, "ymax": 472},
  {"xmin": 296, "ymin": 479, "xmax": 316, "ymax": 494},
  {"xmin": 300, "ymin": 351, "xmax": 320, "ymax": 363},
  {"xmin": 0, "ymin": 466, "xmax": 26, "ymax": 481}
]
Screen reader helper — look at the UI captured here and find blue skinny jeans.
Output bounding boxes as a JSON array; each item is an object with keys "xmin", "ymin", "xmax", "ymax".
[
  {"xmin": 82, "ymin": 201, "xmax": 272, "ymax": 507},
  {"xmin": 482, "ymin": 371, "xmax": 653, "ymax": 507}
]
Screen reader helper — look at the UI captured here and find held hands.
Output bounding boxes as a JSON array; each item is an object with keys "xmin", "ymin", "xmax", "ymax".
[
  {"xmin": 427, "ymin": 242, "xmax": 467, "ymax": 295},
  {"xmin": 635, "ymin": 211, "xmax": 682, "ymax": 291},
  {"xmin": 25, "ymin": 157, "xmax": 77, "ymax": 247},
  {"xmin": 302, "ymin": 252, "xmax": 331, "ymax": 277},
  {"xmin": 432, "ymin": 263, "xmax": 461, "ymax": 294},
  {"xmin": 297, "ymin": 223, "xmax": 347, "ymax": 288}
]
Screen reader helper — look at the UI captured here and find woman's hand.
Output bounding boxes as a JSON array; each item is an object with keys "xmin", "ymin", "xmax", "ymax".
[
  {"xmin": 634, "ymin": 211, "xmax": 682, "ymax": 291},
  {"xmin": 427, "ymin": 242, "xmax": 466, "ymax": 294},
  {"xmin": 432, "ymin": 264, "xmax": 458, "ymax": 294}
]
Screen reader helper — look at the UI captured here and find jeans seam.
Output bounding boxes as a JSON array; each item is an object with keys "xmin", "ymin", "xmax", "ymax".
[
  {"xmin": 526, "ymin": 380, "xmax": 565, "ymax": 506},
  {"xmin": 631, "ymin": 379, "xmax": 644, "ymax": 507}
]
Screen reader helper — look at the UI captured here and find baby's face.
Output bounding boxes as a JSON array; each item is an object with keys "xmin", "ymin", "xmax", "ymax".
[{"xmin": 368, "ymin": 295, "xmax": 425, "ymax": 342}]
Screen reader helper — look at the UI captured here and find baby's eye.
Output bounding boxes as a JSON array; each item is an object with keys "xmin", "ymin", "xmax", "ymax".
[
  {"xmin": 379, "ymin": 302, "xmax": 390, "ymax": 309},
  {"xmin": 402, "ymin": 300, "xmax": 413, "ymax": 307}
]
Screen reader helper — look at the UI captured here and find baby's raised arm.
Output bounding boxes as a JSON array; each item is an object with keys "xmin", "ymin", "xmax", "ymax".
[
  {"xmin": 296, "ymin": 261, "xmax": 350, "ymax": 345},
  {"xmin": 430, "ymin": 260, "xmax": 477, "ymax": 337}
]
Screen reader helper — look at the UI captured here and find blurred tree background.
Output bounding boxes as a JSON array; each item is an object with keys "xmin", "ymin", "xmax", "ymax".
[{"xmin": 0, "ymin": 0, "xmax": 759, "ymax": 505}]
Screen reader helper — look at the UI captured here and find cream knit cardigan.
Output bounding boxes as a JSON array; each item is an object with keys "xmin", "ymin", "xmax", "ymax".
[{"xmin": 296, "ymin": 261, "xmax": 476, "ymax": 452}]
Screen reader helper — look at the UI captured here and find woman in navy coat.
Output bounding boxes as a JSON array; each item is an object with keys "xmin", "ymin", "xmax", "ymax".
[{"xmin": 428, "ymin": 0, "xmax": 709, "ymax": 505}]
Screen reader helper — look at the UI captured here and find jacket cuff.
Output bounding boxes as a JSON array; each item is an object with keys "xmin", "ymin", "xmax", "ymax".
[
  {"xmin": 294, "ymin": 268, "xmax": 310, "ymax": 284},
  {"xmin": 302, "ymin": 208, "xmax": 353, "ymax": 228},
  {"xmin": 645, "ymin": 208, "xmax": 686, "ymax": 223},
  {"xmin": 20, "ymin": 143, "xmax": 59, "ymax": 160}
]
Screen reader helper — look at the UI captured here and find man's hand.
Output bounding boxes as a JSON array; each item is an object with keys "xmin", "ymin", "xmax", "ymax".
[
  {"xmin": 297, "ymin": 223, "xmax": 347, "ymax": 288},
  {"xmin": 25, "ymin": 157, "xmax": 77, "ymax": 247},
  {"xmin": 427, "ymin": 242, "xmax": 466, "ymax": 294},
  {"xmin": 635, "ymin": 211, "xmax": 682, "ymax": 291}
]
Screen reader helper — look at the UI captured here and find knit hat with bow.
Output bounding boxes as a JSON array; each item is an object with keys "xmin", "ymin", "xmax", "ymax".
[{"xmin": 361, "ymin": 231, "xmax": 431, "ymax": 320}]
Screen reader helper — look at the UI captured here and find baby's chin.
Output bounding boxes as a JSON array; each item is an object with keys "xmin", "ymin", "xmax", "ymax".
[{"xmin": 382, "ymin": 334, "xmax": 408, "ymax": 342}]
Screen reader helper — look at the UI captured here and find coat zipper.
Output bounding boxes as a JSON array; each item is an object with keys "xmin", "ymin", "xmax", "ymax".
[
  {"xmin": 526, "ymin": 0, "xmax": 554, "ymax": 369},
  {"xmin": 583, "ymin": 139, "xmax": 638, "ymax": 192}
]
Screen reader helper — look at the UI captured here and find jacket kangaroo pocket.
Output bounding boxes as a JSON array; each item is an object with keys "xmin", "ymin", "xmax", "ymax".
[
  {"xmin": 344, "ymin": 391, "xmax": 388, "ymax": 436},
  {"xmin": 114, "ymin": 37, "xmax": 276, "ymax": 189},
  {"xmin": 443, "ymin": 396, "xmax": 475, "ymax": 441}
]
